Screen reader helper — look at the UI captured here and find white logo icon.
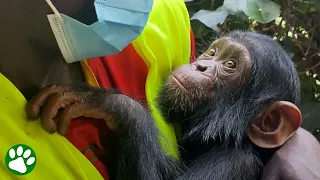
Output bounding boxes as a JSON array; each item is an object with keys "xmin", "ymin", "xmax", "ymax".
[{"xmin": 7, "ymin": 145, "xmax": 36, "ymax": 174}]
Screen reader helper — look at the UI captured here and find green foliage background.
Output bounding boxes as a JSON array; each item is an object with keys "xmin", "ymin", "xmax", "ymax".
[{"xmin": 185, "ymin": 0, "xmax": 320, "ymax": 140}]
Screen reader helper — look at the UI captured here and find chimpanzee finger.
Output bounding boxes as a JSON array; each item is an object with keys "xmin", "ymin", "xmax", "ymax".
[
  {"xmin": 57, "ymin": 103, "xmax": 86, "ymax": 136},
  {"xmin": 40, "ymin": 92, "xmax": 77, "ymax": 134},
  {"xmin": 26, "ymin": 85, "xmax": 70, "ymax": 119}
]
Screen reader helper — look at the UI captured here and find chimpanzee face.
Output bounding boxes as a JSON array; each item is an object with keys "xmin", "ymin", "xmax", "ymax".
[{"xmin": 162, "ymin": 37, "xmax": 252, "ymax": 112}]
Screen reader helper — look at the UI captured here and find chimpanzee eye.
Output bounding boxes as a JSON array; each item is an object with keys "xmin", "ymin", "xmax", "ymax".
[
  {"xmin": 223, "ymin": 59, "xmax": 237, "ymax": 68},
  {"xmin": 206, "ymin": 48, "xmax": 218, "ymax": 56}
]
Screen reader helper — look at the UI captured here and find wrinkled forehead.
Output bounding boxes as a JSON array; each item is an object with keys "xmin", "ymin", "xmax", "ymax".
[{"xmin": 209, "ymin": 37, "xmax": 249, "ymax": 56}]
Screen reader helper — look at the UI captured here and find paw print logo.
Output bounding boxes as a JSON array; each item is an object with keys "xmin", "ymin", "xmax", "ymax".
[{"xmin": 5, "ymin": 144, "xmax": 37, "ymax": 175}]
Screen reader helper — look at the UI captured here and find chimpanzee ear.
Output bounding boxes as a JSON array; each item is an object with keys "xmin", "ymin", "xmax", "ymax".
[{"xmin": 247, "ymin": 101, "xmax": 302, "ymax": 149}]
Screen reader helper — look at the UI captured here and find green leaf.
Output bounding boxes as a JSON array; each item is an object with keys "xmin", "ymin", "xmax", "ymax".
[
  {"xmin": 300, "ymin": 74, "xmax": 318, "ymax": 102},
  {"xmin": 237, "ymin": 12, "xmax": 250, "ymax": 21},
  {"xmin": 228, "ymin": 20, "xmax": 249, "ymax": 31},
  {"xmin": 191, "ymin": 9, "xmax": 229, "ymax": 31},
  {"xmin": 226, "ymin": 13, "xmax": 249, "ymax": 31},
  {"xmin": 309, "ymin": 7, "xmax": 317, "ymax": 13},
  {"xmin": 244, "ymin": 0, "xmax": 280, "ymax": 24},
  {"xmin": 227, "ymin": 12, "xmax": 249, "ymax": 22},
  {"xmin": 279, "ymin": 37, "xmax": 295, "ymax": 58},
  {"xmin": 313, "ymin": 0, "xmax": 320, "ymax": 11},
  {"xmin": 190, "ymin": 20, "xmax": 212, "ymax": 38},
  {"xmin": 300, "ymin": 101, "xmax": 320, "ymax": 132},
  {"xmin": 315, "ymin": 66, "xmax": 320, "ymax": 79},
  {"xmin": 295, "ymin": 1, "xmax": 310, "ymax": 14},
  {"xmin": 223, "ymin": 0, "xmax": 247, "ymax": 15},
  {"xmin": 185, "ymin": 0, "xmax": 224, "ymax": 11}
]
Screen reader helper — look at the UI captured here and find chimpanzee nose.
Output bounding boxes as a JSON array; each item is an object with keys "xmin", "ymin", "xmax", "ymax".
[
  {"xmin": 196, "ymin": 63, "xmax": 207, "ymax": 72},
  {"xmin": 195, "ymin": 60, "xmax": 213, "ymax": 72}
]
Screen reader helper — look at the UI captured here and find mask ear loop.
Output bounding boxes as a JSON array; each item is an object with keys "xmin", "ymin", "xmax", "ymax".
[{"xmin": 45, "ymin": 0, "xmax": 63, "ymax": 20}]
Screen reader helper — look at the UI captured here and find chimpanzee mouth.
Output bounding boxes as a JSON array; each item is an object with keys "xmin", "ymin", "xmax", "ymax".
[{"xmin": 171, "ymin": 75, "xmax": 187, "ymax": 91}]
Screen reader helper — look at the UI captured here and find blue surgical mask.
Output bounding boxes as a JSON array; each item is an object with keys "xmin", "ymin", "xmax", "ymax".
[{"xmin": 45, "ymin": 0, "xmax": 153, "ymax": 63}]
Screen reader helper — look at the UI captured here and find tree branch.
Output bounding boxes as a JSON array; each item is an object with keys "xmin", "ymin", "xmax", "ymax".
[{"xmin": 305, "ymin": 24, "xmax": 317, "ymax": 57}]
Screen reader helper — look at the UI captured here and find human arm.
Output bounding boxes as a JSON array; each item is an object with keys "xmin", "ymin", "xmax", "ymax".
[{"xmin": 261, "ymin": 128, "xmax": 320, "ymax": 180}]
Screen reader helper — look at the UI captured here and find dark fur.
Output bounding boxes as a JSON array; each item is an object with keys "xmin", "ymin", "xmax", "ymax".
[{"xmin": 84, "ymin": 31, "xmax": 300, "ymax": 180}]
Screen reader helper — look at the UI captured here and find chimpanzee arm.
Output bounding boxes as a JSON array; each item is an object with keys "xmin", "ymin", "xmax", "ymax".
[
  {"xmin": 87, "ymin": 88, "xmax": 181, "ymax": 180},
  {"xmin": 176, "ymin": 147, "xmax": 262, "ymax": 180},
  {"xmin": 84, "ymin": 88, "xmax": 262, "ymax": 180}
]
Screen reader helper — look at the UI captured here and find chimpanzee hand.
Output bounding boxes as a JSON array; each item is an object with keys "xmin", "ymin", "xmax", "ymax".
[{"xmin": 26, "ymin": 85, "xmax": 117, "ymax": 135}]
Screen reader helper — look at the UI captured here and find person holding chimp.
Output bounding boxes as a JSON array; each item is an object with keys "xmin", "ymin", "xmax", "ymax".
[{"xmin": 0, "ymin": 0, "xmax": 319, "ymax": 179}]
